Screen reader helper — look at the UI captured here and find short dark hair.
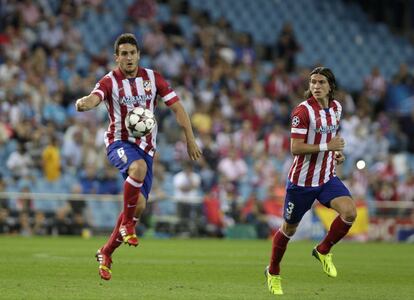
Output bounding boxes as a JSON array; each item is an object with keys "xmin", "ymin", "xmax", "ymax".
[
  {"xmin": 304, "ymin": 67, "xmax": 337, "ymax": 100},
  {"xmin": 114, "ymin": 33, "xmax": 139, "ymax": 55}
]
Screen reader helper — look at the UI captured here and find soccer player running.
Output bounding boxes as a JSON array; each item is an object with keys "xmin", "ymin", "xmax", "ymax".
[
  {"xmin": 75, "ymin": 33, "xmax": 202, "ymax": 280},
  {"xmin": 265, "ymin": 67, "xmax": 356, "ymax": 295}
]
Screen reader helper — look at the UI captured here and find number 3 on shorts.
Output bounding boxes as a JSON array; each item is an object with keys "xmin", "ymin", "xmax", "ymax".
[
  {"xmin": 286, "ymin": 202, "xmax": 294, "ymax": 214},
  {"xmin": 285, "ymin": 201, "xmax": 295, "ymax": 221}
]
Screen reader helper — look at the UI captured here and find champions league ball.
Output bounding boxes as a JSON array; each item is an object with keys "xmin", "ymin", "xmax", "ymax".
[{"xmin": 125, "ymin": 107, "xmax": 156, "ymax": 138}]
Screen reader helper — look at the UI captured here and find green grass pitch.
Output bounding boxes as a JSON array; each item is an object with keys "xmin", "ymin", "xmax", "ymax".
[{"xmin": 0, "ymin": 236, "xmax": 413, "ymax": 300}]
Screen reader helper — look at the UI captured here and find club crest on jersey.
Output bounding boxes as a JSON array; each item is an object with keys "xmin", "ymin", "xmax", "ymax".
[
  {"xmin": 292, "ymin": 116, "xmax": 300, "ymax": 127},
  {"xmin": 143, "ymin": 80, "xmax": 152, "ymax": 92}
]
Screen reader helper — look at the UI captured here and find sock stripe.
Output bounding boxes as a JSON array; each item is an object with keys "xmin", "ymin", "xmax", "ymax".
[
  {"xmin": 126, "ymin": 176, "xmax": 143, "ymax": 188},
  {"xmin": 339, "ymin": 216, "xmax": 354, "ymax": 226},
  {"xmin": 279, "ymin": 229, "xmax": 292, "ymax": 239}
]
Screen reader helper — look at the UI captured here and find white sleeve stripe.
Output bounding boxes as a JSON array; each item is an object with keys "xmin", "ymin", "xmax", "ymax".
[
  {"xmin": 92, "ymin": 89, "xmax": 104, "ymax": 99},
  {"xmin": 291, "ymin": 128, "xmax": 307, "ymax": 134},
  {"xmin": 162, "ymin": 91, "xmax": 176, "ymax": 101},
  {"xmin": 126, "ymin": 176, "xmax": 143, "ymax": 188}
]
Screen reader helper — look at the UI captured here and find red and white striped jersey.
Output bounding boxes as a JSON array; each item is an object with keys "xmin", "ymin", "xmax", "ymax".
[
  {"xmin": 288, "ymin": 96, "xmax": 342, "ymax": 187},
  {"xmin": 91, "ymin": 67, "xmax": 179, "ymax": 156}
]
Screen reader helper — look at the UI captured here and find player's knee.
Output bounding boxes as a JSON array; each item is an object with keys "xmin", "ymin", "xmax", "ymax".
[
  {"xmin": 282, "ymin": 222, "xmax": 298, "ymax": 237},
  {"xmin": 128, "ymin": 159, "xmax": 147, "ymax": 180},
  {"xmin": 342, "ymin": 203, "xmax": 357, "ymax": 223}
]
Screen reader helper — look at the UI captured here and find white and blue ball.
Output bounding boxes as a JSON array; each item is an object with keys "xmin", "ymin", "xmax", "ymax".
[{"xmin": 125, "ymin": 107, "xmax": 156, "ymax": 138}]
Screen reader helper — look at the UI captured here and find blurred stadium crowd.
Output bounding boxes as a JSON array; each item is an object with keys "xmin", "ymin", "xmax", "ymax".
[{"xmin": 0, "ymin": 0, "xmax": 413, "ymax": 238}]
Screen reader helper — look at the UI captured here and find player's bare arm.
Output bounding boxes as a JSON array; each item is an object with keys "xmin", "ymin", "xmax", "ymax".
[
  {"xmin": 75, "ymin": 94, "xmax": 100, "ymax": 112},
  {"xmin": 169, "ymin": 101, "xmax": 202, "ymax": 161},
  {"xmin": 291, "ymin": 135, "xmax": 345, "ymax": 155}
]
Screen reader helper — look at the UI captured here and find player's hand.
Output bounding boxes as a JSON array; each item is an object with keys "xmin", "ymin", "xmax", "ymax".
[
  {"xmin": 187, "ymin": 139, "xmax": 202, "ymax": 161},
  {"xmin": 328, "ymin": 136, "xmax": 345, "ymax": 151},
  {"xmin": 334, "ymin": 151, "xmax": 345, "ymax": 165},
  {"xmin": 75, "ymin": 94, "xmax": 100, "ymax": 112},
  {"xmin": 75, "ymin": 97, "xmax": 87, "ymax": 112}
]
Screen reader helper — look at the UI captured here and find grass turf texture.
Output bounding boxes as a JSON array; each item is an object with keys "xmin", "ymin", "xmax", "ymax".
[{"xmin": 0, "ymin": 236, "xmax": 413, "ymax": 300}]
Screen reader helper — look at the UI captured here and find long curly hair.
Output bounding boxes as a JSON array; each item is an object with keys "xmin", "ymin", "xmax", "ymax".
[{"xmin": 304, "ymin": 67, "xmax": 337, "ymax": 100}]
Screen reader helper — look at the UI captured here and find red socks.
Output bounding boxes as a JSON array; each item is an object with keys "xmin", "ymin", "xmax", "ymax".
[
  {"xmin": 102, "ymin": 176, "xmax": 142, "ymax": 256},
  {"xmin": 103, "ymin": 212, "xmax": 124, "ymax": 255},
  {"xmin": 122, "ymin": 176, "xmax": 142, "ymax": 225},
  {"xmin": 103, "ymin": 214, "xmax": 140, "ymax": 255},
  {"xmin": 317, "ymin": 215, "xmax": 353, "ymax": 254},
  {"xmin": 269, "ymin": 229, "xmax": 291, "ymax": 275}
]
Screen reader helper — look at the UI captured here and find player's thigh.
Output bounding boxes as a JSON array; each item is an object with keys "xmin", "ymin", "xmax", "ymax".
[
  {"xmin": 107, "ymin": 141, "xmax": 138, "ymax": 175},
  {"xmin": 318, "ymin": 176, "xmax": 352, "ymax": 208},
  {"xmin": 128, "ymin": 159, "xmax": 147, "ymax": 179},
  {"xmin": 107, "ymin": 141, "xmax": 154, "ymax": 199},
  {"xmin": 330, "ymin": 196, "xmax": 357, "ymax": 221},
  {"xmin": 283, "ymin": 182, "xmax": 319, "ymax": 224}
]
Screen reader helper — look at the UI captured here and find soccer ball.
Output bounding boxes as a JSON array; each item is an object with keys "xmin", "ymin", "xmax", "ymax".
[{"xmin": 125, "ymin": 107, "xmax": 156, "ymax": 138}]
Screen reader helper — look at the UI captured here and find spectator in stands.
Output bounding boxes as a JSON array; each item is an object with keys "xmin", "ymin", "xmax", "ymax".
[
  {"xmin": 366, "ymin": 127, "xmax": 390, "ymax": 162},
  {"xmin": 191, "ymin": 103, "xmax": 212, "ymax": 135},
  {"xmin": 97, "ymin": 166, "xmax": 121, "ymax": 195},
  {"xmin": 128, "ymin": 0, "xmax": 157, "ymax": 22},
  {"xmin": 0, "ymin": 176, "xmax": 9, "ymax": 209},
  {"xmin": 53, "ymin": 207, "xmax": 72, "ymax": 235},
  {"xmin": 18, "ymin": 0, "xmax": 42, "ymax": 27},
  {"xmin": 143, "ymin": 22, "xmax": 167, "ymax": 57},
  {"xmin": 6, "ymin": 142, "xmax": 33, "ymax": 179},
  {"xmin": 0, "ymin": 56, "xmax": 19, "ymax": 83},
  {"xmin": 0, "ymin": 208, "xmax": 12, "ymax": 234},
  {"xmin": 162, "ymin": 14, "xmax": 185, "ymax": 45},
  {"xmin": 16, "ymin": 186, "xmax": 34, "ymax": 213},
  {"xmin": 240, "ymin": 193, "xmax": 269, "ymax": 239},
  {"xmin": 397, "ymin": 174, "xmax": 414, "ymax": 215},
  {"xmin": 233, "ymin": 120, "xmax": 257, "ymax": 158},
  {"xmin": 274, "ymin": 23, "xmax": 301, "ymax": 73},
  {"xmin": 217, "ymin": 146, "xmax": 248, "ymax": 189},
  {"xmin": 233, "ymin": 33, "xmax": 256, "ymax": 66},
  {"xmin": 263, "ymin": 184, "xmax": 285, "ymax": 236},
  {"xmin": 399, "ymin": 108, "xmax": 414, "ymax": 153},
  {"xmin": 41, "ymin": 134, "xmax": 61, "ymax": 182},
  {"xmin": 67, "ymin": 183, "xmax": 86, "ymax": 217},
  {"xmin": 202, "ymin": 190, "xmax": 224, "ymax": 237},
  {"xmin": 79, "ymin": 164, "xmax": 99, "ymax": 195},
  {"xmin": 392, "ymin": 63, "xmax": 413, "ymax": 86},
  {"xmin": 173, "ymin": 161, "xmax": 202, "ymax": 233},
  {"xmin": 154, "ymin": 40, "xmax": 185, "ymax": 79},
  {"xmin": 32, "ymin": 211, "xmax": 49, "ymax": 236},
  {"xmin": 61, "ymin": 129, "xmax": 84, "ymax": 173},
  {"xmin": 385, "ymin": 119, "xmax": 407, "ymax": 153},
  {"xmin": 265, "ymin": 60, "xmax": 294, "ymax": 102},
  {"xmin": 17, "ymin": 211, "xmax": 32, "ymax": 236},
  {"xmin": 364, "ymin": 66, "xmax": 387, "ymax": 116}
]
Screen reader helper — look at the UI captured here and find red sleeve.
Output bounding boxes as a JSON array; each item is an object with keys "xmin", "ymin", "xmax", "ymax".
[
  {"xmin": 91, "ymin": 75, "xmax": 112, "ymax": 101},
  {"xmin": 154, "ymin": 71, "xmax": 179, "ymax": 106},
  {"xmin": 290, "ymin": 104, "xmax": 309, "ymax": 140}
]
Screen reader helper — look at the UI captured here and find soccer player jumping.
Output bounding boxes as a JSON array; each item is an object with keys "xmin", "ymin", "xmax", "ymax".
[
  {"xmin": 265, "ymin": 67, "xmax": 356, "ymax": 295},
  {"xmin": 75, "ymin": 33, "xmax": 202, "ymax": 280}
]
